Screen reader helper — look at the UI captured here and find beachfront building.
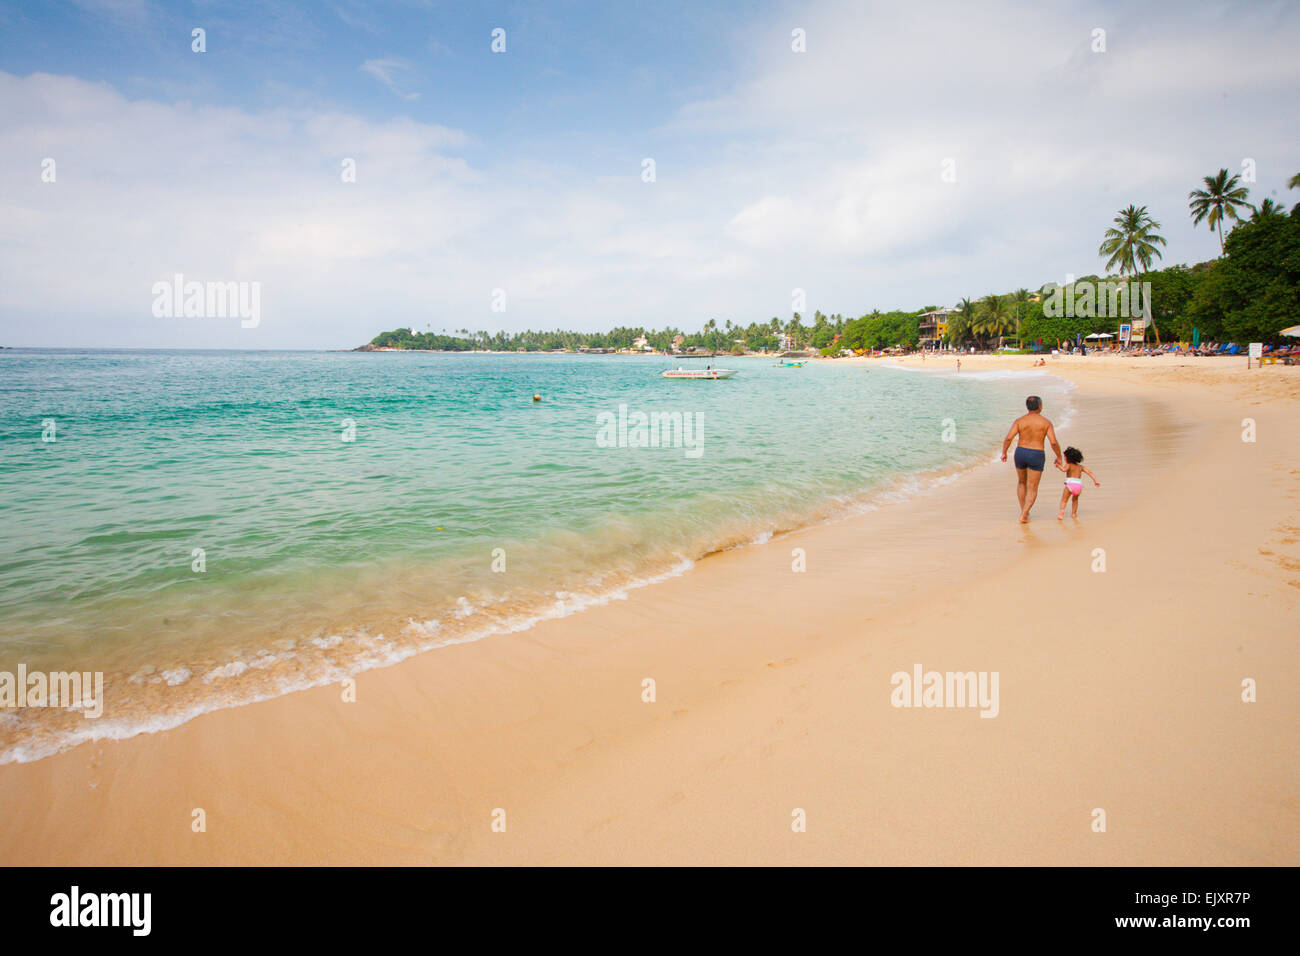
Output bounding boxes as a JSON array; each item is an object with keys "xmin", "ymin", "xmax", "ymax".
[
  {"xmin": 632, "ymin": 334, "xmax": 651, "ymax": 351},
  {"xmin": 918, "ymin": 308, "xmax": 956, "ymax": 348}
]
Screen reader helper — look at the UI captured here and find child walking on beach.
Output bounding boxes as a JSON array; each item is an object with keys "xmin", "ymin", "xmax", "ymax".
[{"xmin": 1056, "ymin": 447, "xmax": 1100, "ymax": 519}]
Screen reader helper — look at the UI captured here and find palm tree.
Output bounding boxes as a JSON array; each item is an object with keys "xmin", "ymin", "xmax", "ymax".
[
  {"xmin": 1098, "ymin": 205, "xmax": 1167, "ymax": 275},
  {"xmin": 976, "ymin": 294, "xmax": 1014, "ymax": 348},
  {"xmin": 943, "ymin": 298, "xmax": 973, "ymax": 348},
  {"xmin": 958, "ymin": 297, "xmax": 975, "ymax": 346},
  {"xmin": 1250, "ymin": 198, "xmax": 1286, "ymax": 221},
  {"xmin": 1188, "ymin": 169, "xmax": 1252, "ymax": 254},
  {"xmin": 1289, "ymin": 172, "xmax": 1300, "ymax": 190}
]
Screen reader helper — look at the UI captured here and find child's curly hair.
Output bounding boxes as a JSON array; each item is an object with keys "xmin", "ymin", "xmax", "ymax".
[{"xmin": 1064, "ymin": 447, "xmax": 1083, "ymax": 464}]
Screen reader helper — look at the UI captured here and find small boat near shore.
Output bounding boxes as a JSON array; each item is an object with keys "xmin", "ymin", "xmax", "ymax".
[
  {"xmin": 662, "ymin": 367, "xmax": 737, "ymax": 380},
  {"xmin": 777, "ymin": 361, "xmax": 806, "ymax": 367}
]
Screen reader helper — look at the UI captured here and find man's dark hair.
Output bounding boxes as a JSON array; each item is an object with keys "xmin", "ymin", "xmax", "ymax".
[
  {"xmin": 1064, "ymin": 447, "xmax": 1083, "ymax": 464},
  {"xmin": 1026, "ymin": 395, "xmax": 1042, "ymax": 411}
]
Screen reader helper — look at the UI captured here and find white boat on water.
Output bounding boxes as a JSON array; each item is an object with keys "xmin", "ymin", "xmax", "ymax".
[{"xmin": 662, "ymin": 367, "xmax": 737, "ymax": 379}]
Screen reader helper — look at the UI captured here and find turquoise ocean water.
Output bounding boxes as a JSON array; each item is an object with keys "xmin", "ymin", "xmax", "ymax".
[{"xmin": 0, "ymin": 350, "xmax": 1069, "ymax": 761}]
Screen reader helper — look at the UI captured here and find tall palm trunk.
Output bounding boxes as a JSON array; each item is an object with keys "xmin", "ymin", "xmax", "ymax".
[{"xmin": 1130, "ymin": 265, "xmax": 1159, "ymax": 347}]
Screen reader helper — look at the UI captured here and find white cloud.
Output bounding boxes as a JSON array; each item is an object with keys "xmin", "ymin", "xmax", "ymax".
[
  {"xmin": 685, "ymin": 0, "xmax": 1300, "ymax": 304},
  {"xmin": 359, "ymin": 58, "xmax": 420, "ymax": 101},
  {"xmin": 0, "ymin": 73, "xmax": 749, "ymax": 346}
]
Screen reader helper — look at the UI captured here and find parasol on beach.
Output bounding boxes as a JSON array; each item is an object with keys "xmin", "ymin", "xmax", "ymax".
[{"xmin": 1280, "ymin": 325, "xmax": 1300, "ymax": 338}]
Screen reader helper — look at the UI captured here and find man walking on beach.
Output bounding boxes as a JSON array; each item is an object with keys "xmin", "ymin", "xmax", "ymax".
[{"xmin": 1000, "ymin": 395, "xmax": 1062, "ymax": 523}]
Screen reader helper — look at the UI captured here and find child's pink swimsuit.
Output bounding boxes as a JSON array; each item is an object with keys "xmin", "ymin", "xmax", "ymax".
[{"xmin": 1065, "ymin": 477, "xmax": 1083, "ymax": 496}]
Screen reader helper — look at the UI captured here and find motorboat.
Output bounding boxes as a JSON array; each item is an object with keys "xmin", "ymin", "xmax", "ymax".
[{"xmin": 661, "ymin": 367, "xmax": 737, "ymax": 379}]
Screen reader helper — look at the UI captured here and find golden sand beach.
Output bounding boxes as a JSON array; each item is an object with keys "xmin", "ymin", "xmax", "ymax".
[{"xmin": 2, "ymin": 354, "xmax": 1297, "ymax": 865}]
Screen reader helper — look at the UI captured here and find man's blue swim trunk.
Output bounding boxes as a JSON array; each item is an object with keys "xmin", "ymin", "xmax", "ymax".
[{"xmin": 1013, "ymin": 446, "xmax": 1045, "ymax": 471}]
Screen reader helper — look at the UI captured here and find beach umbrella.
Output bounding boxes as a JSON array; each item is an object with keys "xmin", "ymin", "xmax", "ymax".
[{"xmin": 1280, "ymin": 325, "xmax": 1300, "ymax": 338}]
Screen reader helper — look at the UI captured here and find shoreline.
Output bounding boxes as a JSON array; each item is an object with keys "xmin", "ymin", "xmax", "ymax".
[
  {"xmin": 0, "ymin": 364, "xmax": 1052, "ymax": 767},
  {"xmin": 2, "ymin": 355, "xmax": 1297, "ymax": 864}
]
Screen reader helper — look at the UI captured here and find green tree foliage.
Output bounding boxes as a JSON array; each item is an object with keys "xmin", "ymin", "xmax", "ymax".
[
  {"xmin": 1185, "ymin": 265, "xmax": 1228, "ymax": 342},
  {"xmin": 975, "ymin": 293, "xmax": 1014, "ymax": 345},
  {"xmin": 1142, "ymin": 264, "xmax": 1200, "ymax": 342},
  {"xmin": 839, "ymin": 310, "xmax": 920, "ymax": 351},
  {"xmin": 1251, "ymin": 198, "xmax": 1287, "ymax": 221},
  {"xmin": 943, "ymin": 298, "xmax": 975, "ymax": 346},
  {"xmin": 1018, "ymin": 298, "xmax": 1109, "ymax": 349},
  {"xmin": 1187, "ymin": 208, "xmax": 1300, "ymax": 343}
]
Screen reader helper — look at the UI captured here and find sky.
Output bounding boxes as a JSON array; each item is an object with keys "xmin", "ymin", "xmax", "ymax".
[{"xmin": 0, "ymin": 0, "xmax": 1297, "ymax": 349}]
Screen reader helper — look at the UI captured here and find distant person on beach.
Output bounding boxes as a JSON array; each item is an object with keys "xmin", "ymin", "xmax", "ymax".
[
  {"xmin": 956, "ymin": 358, "xmax": 961, "ymax": 373},
  {"xmin": 1000, "ymin": 395, "xmax": 1062, "ymax": 523},
  {"xmin": 1055, "ymin": 447, "xmax": 1100, "ymax": 520}
]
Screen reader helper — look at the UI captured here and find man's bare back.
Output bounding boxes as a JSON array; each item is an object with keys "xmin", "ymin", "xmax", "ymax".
[{"xmin": 1009, "ymin": 411, "xmax": 1053, "ymax": 450}]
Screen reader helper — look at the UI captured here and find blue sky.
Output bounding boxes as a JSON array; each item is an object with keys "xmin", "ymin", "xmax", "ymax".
[
  {"xmin": 1, "ymin": 0, "xmax": 1298, "ymax": 348},
  {"xmin": 0, "ymin": 1, "xmax": 743, "ymax": 155}
]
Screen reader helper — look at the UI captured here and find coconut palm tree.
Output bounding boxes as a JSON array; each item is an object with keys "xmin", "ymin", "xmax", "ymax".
[
  {"xmin": 1098, "ymin": 205, "xmax": 1167, "ymax": 276},
  {"xmin": 1188, "ymin": 169, "xmax": 1253, "ymax": 254},
  {"xmin": 944, "ymin": 298, "xmax": 974, "ymax": 348},
  {"xmin": 976, "ymin": 293, "xmax": 1014, "ymax": 348},
  {"xmin": 1250, "ymin": 198, "xmax": 1286, "ymax": 221},
  {"xmin": 957, "ymin": 297, "xmax": 976, "ymax": 346},
  {"xmin": 1289, "ymin": 173, "xmax": 1300, "ymax": 190}
]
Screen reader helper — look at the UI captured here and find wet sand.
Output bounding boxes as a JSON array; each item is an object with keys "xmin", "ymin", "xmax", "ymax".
[{"xmin": 2, "ymin": 354, "xmax": 1297, "ymax": 865}]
